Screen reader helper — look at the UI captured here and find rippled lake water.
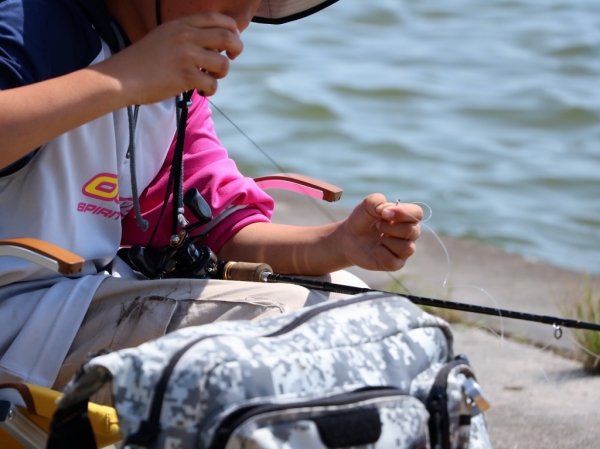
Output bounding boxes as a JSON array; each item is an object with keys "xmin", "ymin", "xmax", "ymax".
[{"xmin": 212, "ymin": 0, "xmax": 600, "ymax": 274}]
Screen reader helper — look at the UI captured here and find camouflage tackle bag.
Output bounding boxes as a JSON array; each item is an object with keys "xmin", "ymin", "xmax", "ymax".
[{"xmin": 48, "ymin": 292, "xmax": 492, "ymax": 449}]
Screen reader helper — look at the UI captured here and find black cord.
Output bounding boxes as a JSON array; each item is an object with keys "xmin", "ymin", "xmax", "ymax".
[{"xmin": 155, "ymin": 0, "xmax": 162, "ymax": 26}]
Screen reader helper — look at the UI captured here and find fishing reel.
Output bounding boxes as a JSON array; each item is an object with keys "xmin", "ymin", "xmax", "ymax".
[{"xmin": 126, "ymin": 188, "xmax": 223, "ymax": 280}]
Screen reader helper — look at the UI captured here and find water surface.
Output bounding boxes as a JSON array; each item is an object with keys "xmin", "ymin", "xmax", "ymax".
[{"xmin": 212, "ymin": 0, "xmax": 600, "ymax": 274}]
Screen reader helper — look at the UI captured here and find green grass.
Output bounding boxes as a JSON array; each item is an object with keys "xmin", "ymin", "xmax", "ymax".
[{"xmin": 565, "ymin": 280, "xmax": 600, "ymax": 373}]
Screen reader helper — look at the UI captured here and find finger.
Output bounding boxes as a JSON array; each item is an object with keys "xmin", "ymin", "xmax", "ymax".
[
  {"xmin": 190, "ymin": 70, "xmax": 219, "ymax": 96},
  {"xmin": 191, "ymin": 47, "xmax": 231, "ymax": 79},
  {"xmin": 380, "ymin": 235, "xmax": 417, "ymax": 261},
  {"xmin": 362, "ymin": 193, "xmax": 389, "ymax": 219},
  {"xmin": 377, "ymin": 221, "xmax": 421, "ymax": 240},
  {"xmin": 174, "ymin": 47, "xmax": 230, "ymax": 94},
  {"xmin": 371, "ymin": 243, "xmax": 409, "ymax": 272},
  {"xmin": 188, "ymin": 27, "xmax": 243, "ymax": 61},
  {"xmin": 185, "ymin": 14, "xmax": 242, "ymax": 60},
  {"xmin": 377, "ymin": 203, "xmax": 424, "ymax": 223},
  {"xmin": 182, "ymin": 11, "xmax": 240, "ymax": 37}
]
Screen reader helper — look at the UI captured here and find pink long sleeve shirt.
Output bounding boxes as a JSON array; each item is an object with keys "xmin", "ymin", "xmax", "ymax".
[{"xmin": 121, "ymin": 91, "xmax": 275, "ymax": 252}]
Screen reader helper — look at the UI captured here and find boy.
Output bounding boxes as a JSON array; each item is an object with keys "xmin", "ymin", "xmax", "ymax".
[{"xmin": 0, "ymin": 0, "xmax": 422, "ymax": 399}]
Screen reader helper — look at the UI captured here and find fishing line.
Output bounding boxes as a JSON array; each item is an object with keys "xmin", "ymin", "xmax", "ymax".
[
  {"xmin": 451, "ymin": 284, "xmax": 505, "ymax": 344},
  {"xmin": 207, "ymin": 99, "xmax": 600, "ymax": 413},
  {"xmin": 211, "ymin": 98, "xmax": 524, "ymax": 349},
  {"xmin": 455, "ymin": 324, "xmax": 600, "ymax": 413},
  {"xmin": 370, "ymin": 200, "xmax": 600, "ymax": 413},
  {"xmin": 209, "ymin": 98, "xmax": 410, "ymax": 291},
  {"xmin": 396, "ymin": 201, "xmax": 506, "ymax": 343},
  {"xmin": 208, "ymin": 99, "xmax": 339, "ymax": 225},
  {"xmin": 410, "ymin": 201, "xmax": 433, "ymax": 223},
  {"xmin": 566, "ymin": 332, "xmax": 600, "ymax": 367}
]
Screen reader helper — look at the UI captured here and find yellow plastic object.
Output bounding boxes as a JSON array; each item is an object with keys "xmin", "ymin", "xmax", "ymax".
[{"xmin": 0, "ymin": 383, "xmax": 121, "ymax": 448}]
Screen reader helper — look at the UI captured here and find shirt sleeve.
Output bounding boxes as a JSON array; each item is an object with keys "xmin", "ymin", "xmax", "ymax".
[
  {"xmin": 0, "ymin": 0, "xmax": 102, "ymax": 177},
  {"xmin": 0, "ymin": 0, "xmax": 102, "ymax": 90},
  {"xmin": 120, "ymin": 91, "xmax": 275, "ymax": 253}
]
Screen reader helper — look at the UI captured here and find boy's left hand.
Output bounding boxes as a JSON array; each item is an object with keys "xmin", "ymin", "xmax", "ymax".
[{"xmin": 339, "ymin": 193, "xmax": 423, "ymax": 271}]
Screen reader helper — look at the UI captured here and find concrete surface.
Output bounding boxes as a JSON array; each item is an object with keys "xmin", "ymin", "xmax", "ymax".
[
  {"xmin": 454, "ymin": 326, "xmax": 600, "ymax": 449},
  {"xmin": 269, "ymin": 189, "xmax": 600, "ymax": 448}
]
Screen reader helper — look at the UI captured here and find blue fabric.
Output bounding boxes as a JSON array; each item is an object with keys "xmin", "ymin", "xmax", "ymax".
[
  {"xmin": 0, "ymin": 0, "xmax": 102, "ymax": 176},
  {"xmin": 0, "ymin": 0, "xmax": 102, "ymax": 90}
]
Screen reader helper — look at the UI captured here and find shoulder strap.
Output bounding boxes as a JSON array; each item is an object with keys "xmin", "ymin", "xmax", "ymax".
[
  {"xmin": 426, "ymin": 359, "xmax": 467, "ymax": 449},
  {"xmin": 47, "ymin": 398, "xmax": 97, "ymax": 449}
]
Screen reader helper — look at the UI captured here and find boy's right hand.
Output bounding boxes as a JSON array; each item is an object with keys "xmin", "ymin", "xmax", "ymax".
[
  {"xmin": 94, "ymin": 12, "xmax": 242, "ymax": 105},
  {"xmin": 0, "ymin": 11, "xmax": 242, "ymax": 169}
]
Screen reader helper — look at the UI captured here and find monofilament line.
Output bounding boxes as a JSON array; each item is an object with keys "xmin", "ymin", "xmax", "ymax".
[{"xmin": 208, "ymin": 99, "xmax": 340, "ymax": 225}]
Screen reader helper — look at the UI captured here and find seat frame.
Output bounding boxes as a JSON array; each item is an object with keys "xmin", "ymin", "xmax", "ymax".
[{"xmin": 0, "ymin": 401, "xmax": 48, "ymax": 449}]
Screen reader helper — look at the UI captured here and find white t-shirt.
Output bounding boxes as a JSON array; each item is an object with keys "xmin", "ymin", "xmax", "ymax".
[{"xmin": 0, "ymin": 0, "xmax": 176, "ymax": 386}]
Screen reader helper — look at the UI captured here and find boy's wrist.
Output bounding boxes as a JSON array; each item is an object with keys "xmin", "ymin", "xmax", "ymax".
[{"xmin": 316, "ymin": 221, "xmax": 352, "ymax": 273}]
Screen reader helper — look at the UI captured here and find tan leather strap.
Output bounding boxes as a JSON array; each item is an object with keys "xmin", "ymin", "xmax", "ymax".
[
  {"xmin": 254, "ymin": 173, "xmax": 343, "ymax": 202},
  {"xmin": 0, "ymin": 238, "xmax": 84, "ymax": 275}
]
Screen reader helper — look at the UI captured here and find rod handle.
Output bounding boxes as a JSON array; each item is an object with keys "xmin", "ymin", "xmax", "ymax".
[{"xmin": 221, "ymin": 262, "xmax": 273, "ymax": 282}]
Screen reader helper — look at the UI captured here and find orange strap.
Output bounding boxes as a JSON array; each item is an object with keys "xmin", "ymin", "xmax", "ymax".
[
  {"xmin": 0, "ymin": 238, "xmax": 84, "ymax": 275},
  {"xmin": 254, "ymin": 173, "xmax": 342, "ymax": 202}
]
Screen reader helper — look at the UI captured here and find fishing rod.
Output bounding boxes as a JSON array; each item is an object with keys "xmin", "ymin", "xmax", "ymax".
[
  {"xmin": 218, "ymin": 261, "xmax": 600, "ymax": 336},
  {"xmin": 125, "ymin": 183, "xmax": 600, "ymax": 337}
]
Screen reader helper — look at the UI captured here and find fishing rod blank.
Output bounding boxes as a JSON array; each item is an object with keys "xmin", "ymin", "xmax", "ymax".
[{"xmin": 219, "ymin": 261, "xmax": 600, "ymax": 333}]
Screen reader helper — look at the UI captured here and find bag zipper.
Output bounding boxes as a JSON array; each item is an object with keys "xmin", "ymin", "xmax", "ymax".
[
  {"xmin": 209, "ymin": 386, "xmax": 408, "ymax": 449},
  {"xmin": 126, "ymin": 292, "xmax": 392, "ymax": 446}
]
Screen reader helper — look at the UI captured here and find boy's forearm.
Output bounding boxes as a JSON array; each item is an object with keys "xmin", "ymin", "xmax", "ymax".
[
  {"xmin": 217, "ymin": 196, "xmax": 423, "ymax": 276},
  {"xmin": 0, "ymin": 67, "xmax": 127, "ymax": 170},
  {"xmin": 0, "ymin": 12, "xmax": 244, "ymax": 171},
  {"xmin": 216, "ymin": 222, "xmax": 350, "ymax": 276}
]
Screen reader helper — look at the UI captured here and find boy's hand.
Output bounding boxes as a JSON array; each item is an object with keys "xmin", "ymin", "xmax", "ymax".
[
  {"xmin": 338, "ymin": 194, "xmax": 423, "ymax": 271},
  {"xmin": 94, "ymin": 12, "xmax": 242, "ymax": 105}
]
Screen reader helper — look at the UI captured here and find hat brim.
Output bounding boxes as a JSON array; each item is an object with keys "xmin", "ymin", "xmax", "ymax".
[{"xmin": 252, "ymin": 0, "xmax": 339, "ymax": 24}]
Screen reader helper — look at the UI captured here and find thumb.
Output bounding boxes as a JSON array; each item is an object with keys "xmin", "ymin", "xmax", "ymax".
[{"xmin": 366, "ymin": 193, "xmax": 391, "ymax": 218}]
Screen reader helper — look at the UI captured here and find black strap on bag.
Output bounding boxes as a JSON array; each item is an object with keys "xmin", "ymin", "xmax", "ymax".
[
  {"xmin": 47, "ymin": 398, "xmax": 97, "ymax": 449},
  {"xmin": 425, "ymin": 357, "xmax": 474, "ymax": 449},
  {"xmin": 312, "ymin": 408, "xmax": 382, "ymax": 447}
]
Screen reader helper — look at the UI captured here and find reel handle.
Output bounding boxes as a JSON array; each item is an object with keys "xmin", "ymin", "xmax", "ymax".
[{"xmin": 184, "ymin": 188, "xmax": 212, "ymax": 224}]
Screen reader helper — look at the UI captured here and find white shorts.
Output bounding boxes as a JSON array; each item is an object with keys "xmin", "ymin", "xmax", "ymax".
[{"xmin": 53, "ymin": 270, "xmax": 368, "ymax": 404}]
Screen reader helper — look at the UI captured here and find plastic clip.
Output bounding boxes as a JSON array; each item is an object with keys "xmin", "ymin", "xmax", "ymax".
[{"xmin": 177, "ymin": 100, "xmax": 193, "ymax": 109}]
